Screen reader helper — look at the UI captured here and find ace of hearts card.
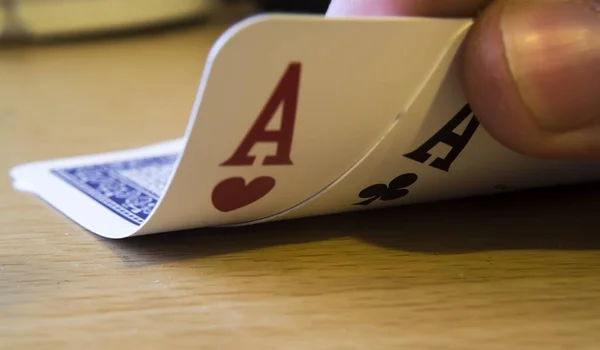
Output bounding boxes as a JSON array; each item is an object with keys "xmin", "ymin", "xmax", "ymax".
[{"xmin": 10, "ymin": 14, "xmax": 600, "ymax": 239}]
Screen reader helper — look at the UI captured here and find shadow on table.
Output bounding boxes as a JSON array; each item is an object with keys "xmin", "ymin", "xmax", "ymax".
[{"xmin": 103, "ymin": 182, "xmax": 600, "ymax": 266}]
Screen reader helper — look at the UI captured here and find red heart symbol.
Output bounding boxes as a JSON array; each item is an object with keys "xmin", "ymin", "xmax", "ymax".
[{"xmin": 211, "ymin": 176, "xmax": 276, "ymax": 213}]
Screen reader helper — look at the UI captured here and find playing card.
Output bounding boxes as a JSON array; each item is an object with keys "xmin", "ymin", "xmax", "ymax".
[
  {"xmin": 10, "ymin": 14, "xmax": 475, "ymax": 238},
  {"xmin": 252, "ymin": 43, "xmax": 600, "ymax": 223},
  {"xmin": 10, "ymin": 139, "xmax": 184, "ymax": 238}
]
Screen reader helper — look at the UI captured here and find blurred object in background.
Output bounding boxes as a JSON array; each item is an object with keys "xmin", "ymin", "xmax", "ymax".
[
  {"xmin": 0, "ymin": 0, "xmax": 330, "ymax": 43},
  {"xmin": 0, "ymin": 0, "xmax": 218, "ymax": 41}
]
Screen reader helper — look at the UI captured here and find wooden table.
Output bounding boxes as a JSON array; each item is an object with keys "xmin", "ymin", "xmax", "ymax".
[{"xmin": 2, "ymin": 15, "xmax": 600, "ymax": 350}]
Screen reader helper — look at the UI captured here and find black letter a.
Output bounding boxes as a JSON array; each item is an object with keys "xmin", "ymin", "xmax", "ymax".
[{"xmin": 403, "ymin": 104, "xmax": 480, "ymax": 172}]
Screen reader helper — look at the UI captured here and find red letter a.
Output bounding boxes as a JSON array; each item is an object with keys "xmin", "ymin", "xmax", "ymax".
[{"xmin": 221, "ymin": 62, "xmax": 301, "ymax": 166}]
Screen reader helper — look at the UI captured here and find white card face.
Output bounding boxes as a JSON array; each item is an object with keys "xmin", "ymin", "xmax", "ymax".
[
  {"xmin": 10, "ymin": 14, "xmax": 476, "ymax": 238},
  {"xmin": 143, "ymin": 15, "xmax": 474, "ymax": 234},
  {"xmin": 251, "ymin": 50, "xmax": 600, "ymax": 223}
]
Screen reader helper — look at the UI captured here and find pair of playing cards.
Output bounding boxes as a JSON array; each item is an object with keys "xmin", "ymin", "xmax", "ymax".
[{"xmin": 10, "ymin": 14, "xmax": 600, "ymax": 239}]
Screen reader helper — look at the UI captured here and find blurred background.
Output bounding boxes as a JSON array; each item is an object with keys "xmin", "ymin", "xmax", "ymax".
[{"xmin": 0, "ymin": 0, "xmax": 332, "ymax": 42}]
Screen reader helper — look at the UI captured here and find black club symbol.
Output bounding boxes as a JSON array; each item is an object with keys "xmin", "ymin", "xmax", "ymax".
[{"xmin": 353, "ymin": 173, "xmax": 418, "ymax": 206}]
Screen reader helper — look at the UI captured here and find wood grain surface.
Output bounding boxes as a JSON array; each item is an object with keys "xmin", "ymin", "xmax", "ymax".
[{"xmin": 2, "ymin": 13, "xmax": 600, "ymax": 350}]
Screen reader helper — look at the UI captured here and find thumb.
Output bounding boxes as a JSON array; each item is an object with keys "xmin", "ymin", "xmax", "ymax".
[{"xmin": 462, "ymin": 0, "xmax": 600, "ymax": 160}]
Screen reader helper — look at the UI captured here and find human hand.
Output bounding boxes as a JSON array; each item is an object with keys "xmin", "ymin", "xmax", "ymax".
[{"xmin": 327, "ymin": 0, "xmax": 600, "ymax": 161}]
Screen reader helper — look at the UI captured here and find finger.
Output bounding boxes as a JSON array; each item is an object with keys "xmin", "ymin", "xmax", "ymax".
[
  {"xmin": 461, "ymin": 0, "xmax": 600, "ymax": 160},
  {"xmin": 326, "ymin": 0, "xmax": 492, "ymax": 17}
]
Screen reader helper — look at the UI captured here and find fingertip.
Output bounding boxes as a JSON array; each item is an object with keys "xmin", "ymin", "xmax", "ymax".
[
  {"xmin": 326, "ymin": 0, "xmax": 407, "ymax": 17},
  {"xmin": 460, "ymin": 0, "xmax": 537, "ymax": 154},
  {"xmin": 460, "ymin": 0, "xmax": 594, "ymax": 160},
  {"xmin": 326, "ymin": 0, "xmax": 491, "ymax": 17}
]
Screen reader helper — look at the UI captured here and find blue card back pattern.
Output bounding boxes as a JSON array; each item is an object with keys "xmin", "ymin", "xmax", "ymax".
[{"xmin": 51, "ymin": 154, "xmax": 178, "ymax": 226}]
